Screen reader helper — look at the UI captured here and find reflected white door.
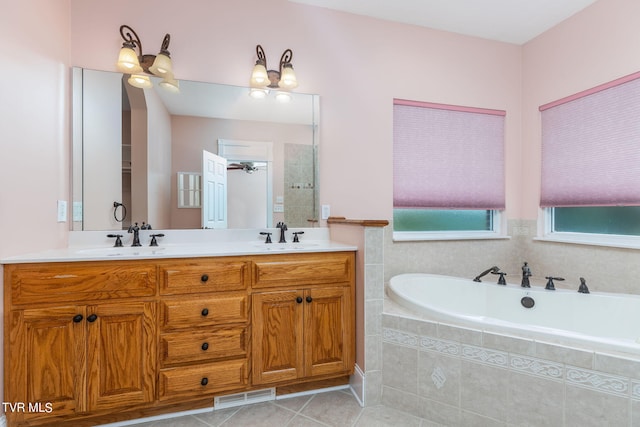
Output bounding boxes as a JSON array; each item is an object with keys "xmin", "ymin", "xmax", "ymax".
[{"xmin": 202, "ymin": 150, "xmax": 227, "ymax": 229}]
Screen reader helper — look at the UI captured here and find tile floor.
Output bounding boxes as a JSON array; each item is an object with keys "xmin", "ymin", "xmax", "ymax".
[{"xmin": 114, "ymin": 389, "xmax": 437, "ymax": 427}]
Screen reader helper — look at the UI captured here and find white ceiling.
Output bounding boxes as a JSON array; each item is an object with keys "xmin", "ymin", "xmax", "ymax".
[{"xmin": 289, "ymin": 0, "xmax": 599, "ymax": 44}]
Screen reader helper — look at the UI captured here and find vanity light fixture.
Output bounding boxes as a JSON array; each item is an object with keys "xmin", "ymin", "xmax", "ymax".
[
  {"xmin": 116, "ymin": 25, "xmax": 179, "ymax": 92},
  {"xmin": 249, "ymin": 45, "xmax": 298, "ymax": 101}
]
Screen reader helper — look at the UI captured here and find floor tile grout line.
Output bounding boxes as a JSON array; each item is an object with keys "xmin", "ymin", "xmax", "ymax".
[{"xmin": 192, "ymin": 406, "xmax": 241, "ymax": 427}]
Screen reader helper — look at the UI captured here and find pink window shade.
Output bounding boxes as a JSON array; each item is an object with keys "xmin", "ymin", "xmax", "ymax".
[
  {"xmin": 540, "ymin": 73, "xmax": 640, "ymax": 207},
  {"xmin": 393, "ymin": 100, "xmax": 505, "ymax": 210}
]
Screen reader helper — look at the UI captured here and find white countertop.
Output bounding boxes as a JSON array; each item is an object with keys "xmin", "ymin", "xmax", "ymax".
[{"xmin": 1, "ymin": 228, "xmax": 357, "ymax": 264}]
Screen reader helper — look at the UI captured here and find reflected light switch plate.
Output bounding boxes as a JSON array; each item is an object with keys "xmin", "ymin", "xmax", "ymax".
[{"xmin": 321, "ymin": 205, "xmax": 330, "ymax": 220}]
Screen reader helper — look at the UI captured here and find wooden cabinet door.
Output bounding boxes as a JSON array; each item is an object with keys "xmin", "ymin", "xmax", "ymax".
[
  {"xmin": 7, "ymin": 306, "xmax": 86, "ymax": 423},
  {"xmin": 86, "ymin": 301, "xmax": 156, "ymax": 411},
  {"xmin": 304, "ymin": 287, "xmax": 353, "ymax": 377},
  {"xmin": 252, "ymin": 290, "xmax": 303, "ymax": 385}
]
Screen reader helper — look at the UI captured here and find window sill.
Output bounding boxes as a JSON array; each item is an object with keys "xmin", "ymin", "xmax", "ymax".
[
  {"xmin": 393, "ymin": 231, "xmax": 510, "ymax": 242},
  {"xmin": 535, "ymin": 233, "xmax": 640, "ymax": 250}
]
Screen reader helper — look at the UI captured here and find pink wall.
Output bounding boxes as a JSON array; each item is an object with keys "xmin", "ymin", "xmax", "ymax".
[
  {"xmin": 5, "ymin": 0, "xmax": 640, "ymax": 259},
  {"xmin": 67, "ymin": 0, "xmax": 523, "ymax": 227},
  {"xmin": 0, "ymin": 0, "xmax": 71, "ymax": 259},
  {"xmin": 521, "ymin": 0, "xmax": 640, "ymax": 219}
]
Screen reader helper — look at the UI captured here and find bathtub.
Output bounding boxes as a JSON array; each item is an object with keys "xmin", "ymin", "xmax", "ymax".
[{"xmin": 387, "ymin": 273, "xmax": 640, "ymax": 356}]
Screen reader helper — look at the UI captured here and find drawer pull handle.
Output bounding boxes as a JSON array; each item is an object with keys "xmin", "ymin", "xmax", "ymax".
[
  {"xmin": 296, "ymin": 296, "xmax": 303, "ymax": 304},
  {"xmin": 201, "ymin": 274, "xmax": 209, "ymax": 282},
  {"xmin": 306, "ymin": 296, "xmax": 313, "ymax": 303},
  {"xmin": 201, "ymin": 308, "xmax": 209, "ymax": 317},
  {"xmin": 201, "ymin": 342, "xmax": 209, "ymax": 351},
  {"xmin": 201, "ymin": 377, "xmax": 208, "ymax": 386},
  {"xmin": 72, "ymin": 314, "xmax": 84, "ymax": 323},
  {"xmin": 87, "ymin": 314, "xmax": 98, "ymax": 323}
]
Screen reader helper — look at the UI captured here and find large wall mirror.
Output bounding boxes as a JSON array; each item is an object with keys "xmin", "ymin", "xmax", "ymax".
[{"xmin": 72, "ymin": 68, "xmax": 319, "ymax": 231}]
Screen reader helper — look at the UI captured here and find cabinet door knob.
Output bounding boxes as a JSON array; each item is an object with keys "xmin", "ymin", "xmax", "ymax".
[
  {"xmin": 72, "ymin": 314, "xmax": 84, "ymax": 323},
  {"xmin": 201, "ymin": 274, "xmax": 209, "ymax": 282},
  {"xmin": 201, "ymin": 308, "xmax": 209, "ymax": 317},
  {"xmin": 296, "ymin": 296, "xmax": 303, "ymax": 304},
  {"xmin": 87, "ymin": 314, "xmax": 98, "ymax": 323},
  {"xmin": 201, "ymin": 342, "xmax": 209, "ymax": 351},
  {"xmin": 306, "ymin": 296, "xmax": 313, "ymax": 303},
  {"xmin": 201, "ymin": 377, "xmax": 208, "ymax": 386}
]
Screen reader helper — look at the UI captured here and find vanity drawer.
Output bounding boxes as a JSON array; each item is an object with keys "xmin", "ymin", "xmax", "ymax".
[
  {"xmin": 158, "ymin": 359, "xmax": 248, "ymax": 400},
  {"xmin": 253, "ymin": 252, "xmax": 354, "ymax": 289},
  {"xmin": 159, "ymin": 258, "xmax": 249, "ymax": 295},
  {"xmin": 160, "ymin": 293, "xmax": 248, "ymax": 329},
  {"xmin": 7, "ymin": 261, "xmax": 156, "ymax": 305},
  {"xmin": 160, "ymin": 326, "xmax": 249, "ymax": 367}
]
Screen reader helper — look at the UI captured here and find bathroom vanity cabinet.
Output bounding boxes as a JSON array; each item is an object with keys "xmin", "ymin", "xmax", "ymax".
[
  {"xmin": 3, "ymin": 250, "xmax": 355, "ymax": 426},
  {"xmin": 5, "ymin": 261, "xmax": 157, "ymax": 425},
  {"xmin": 251, "ymin": 253, "xmax": 355, "ymax": 385},
  {"xmin": 156, "ymin": 257, "xmax": 251, "ymax": 402}
]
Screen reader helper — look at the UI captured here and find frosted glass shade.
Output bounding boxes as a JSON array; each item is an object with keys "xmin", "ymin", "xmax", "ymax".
[
  {"xmin": 116, "ymin": 47, "xmax": 142, "ymax": 73},
  {"xmin": 159, "ymin": 76, "xmax": 180, "ymax": 93},
  {"xmin": 128, "ymin": 74, "xmax": 152, "ymax": 89},
  {"xmin": 275, "ymin": 91, "xmax": 292, "ymax": 103},
  {"xmin": 249, "ymin": 87, "xmax": 268, "ymax": 99},
  {"xmin": 250, "ymin": 63, "xmax": 268, "ymax": 86},
  {"xmin": 279, "ymin": 66, "xmax": 298, "ymax": 89},
  {"xmin": 149, "ymin": 53, "xmax": 173, "ymax": 76}
]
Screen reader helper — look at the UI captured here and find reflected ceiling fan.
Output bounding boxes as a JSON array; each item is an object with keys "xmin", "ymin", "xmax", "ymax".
[{"xmin": 227, "ymin": 162, "xmax": 260, "ymax": 173}]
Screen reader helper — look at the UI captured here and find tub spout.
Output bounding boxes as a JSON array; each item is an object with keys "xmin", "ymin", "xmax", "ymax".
[
  {"xmin": 521, "ymin": 262, "xmax": 532, "ymax": 288},
  {"xmin": 578, "ymin": 277, "xmax": 590, "ymax": 294},
  {"xmin": 473, "ymin": 266, "xmax": 500, "ymax": 282}
]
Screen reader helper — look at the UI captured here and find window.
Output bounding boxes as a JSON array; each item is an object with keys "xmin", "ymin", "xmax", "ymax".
[
  {"xmin": 540, "ymin": 72, "xmax": 640, "ymax": 245},
  {"xmin": 393, "ymin": 99, "xmax": 506, "ymax": 240}
]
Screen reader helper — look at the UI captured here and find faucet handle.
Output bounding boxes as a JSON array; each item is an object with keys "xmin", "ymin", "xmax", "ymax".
[
  {"xmin": 260, "ymin": 232, "xmax": 272, "ymax": 244},
  {"xmin": 292, "ymin": 231, "xmax": 305, "ymax": 243},
  {"xmin": 545, "ymin": 276, "xmax": 564, "ymax": 290},
  {"xmin": 107, "ymin": 234, "xmax": 123, "ymax": 247},
  {"xmin": 491, "ymin": 270, "xmax": 507, "ymax": 285},
  {"xmin": 149, "ymin": 233, "xmax": 165, "ymax": 247},
  {"xmin": 578, "ymin": 277, "xmax": 590, "ymax": 294}
]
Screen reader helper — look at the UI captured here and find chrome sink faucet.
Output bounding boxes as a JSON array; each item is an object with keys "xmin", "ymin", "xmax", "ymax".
[{"xmin": 276, "ymin": 222, "xmax": 288, "ymax": 243}]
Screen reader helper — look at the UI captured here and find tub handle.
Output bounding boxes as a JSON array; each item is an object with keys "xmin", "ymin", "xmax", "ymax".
[{"xmin": 545, "ymin": 276, "xmax": 564, "ymax": 290}]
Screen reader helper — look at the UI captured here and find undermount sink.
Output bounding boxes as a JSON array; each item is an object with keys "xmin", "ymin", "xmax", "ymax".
[{"xmin": 76, "ymin": 246, "xmax": 168, "ymax": 257}]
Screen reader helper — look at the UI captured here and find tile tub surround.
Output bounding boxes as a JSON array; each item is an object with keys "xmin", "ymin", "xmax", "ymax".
[
  {"xmin": 384, "ymin": 219, "xmax": 640, "ymax": 296},
  {"xmin": 381, "ymin": 304, "xmax": 640, "ymax": 426}
]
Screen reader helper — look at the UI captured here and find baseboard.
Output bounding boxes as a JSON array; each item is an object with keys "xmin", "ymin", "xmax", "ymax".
[{"xmin": 349, "ymin": 364, "xmax": 365, "ymax": 407}]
